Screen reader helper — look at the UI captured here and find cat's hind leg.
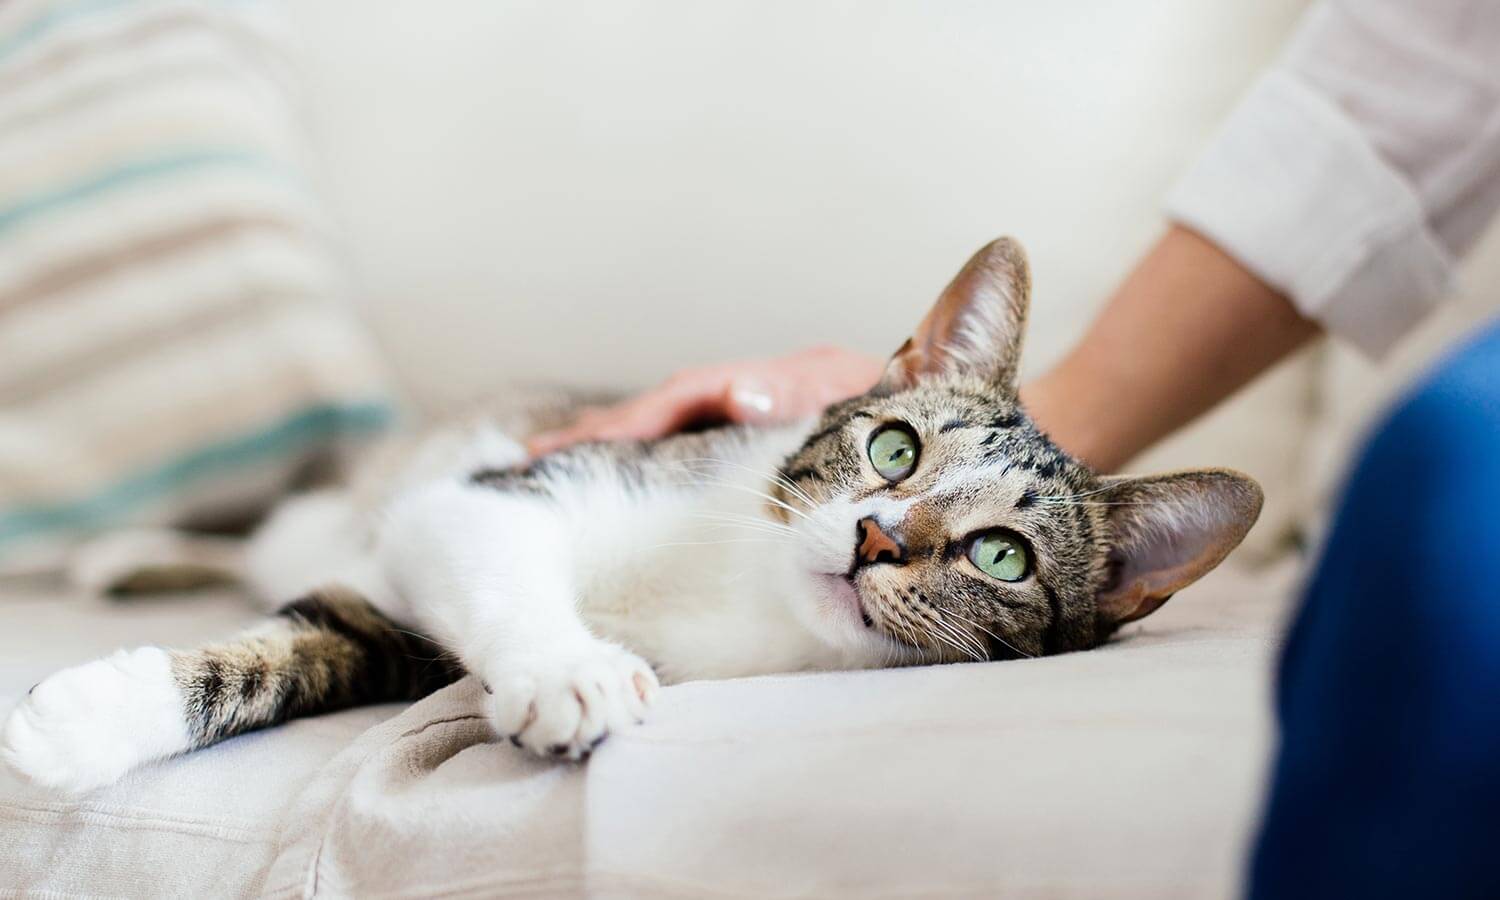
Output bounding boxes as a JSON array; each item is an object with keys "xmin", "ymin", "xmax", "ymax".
[
  {"xmin": 69, "ymin": 489, "xmax": 369, "ymax": 611},
  {"xmin": 69, "ymin": 528, "xmax": 247, "ymax": 595},
  {"xmin": 1, "ymin": 586, "xmax": 461, "ymax": 794}
]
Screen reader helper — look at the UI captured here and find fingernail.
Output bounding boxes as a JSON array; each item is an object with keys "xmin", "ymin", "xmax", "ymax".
[{"xmin": 730, "ymin": 378, "xmax": 775, "ymax": 420}]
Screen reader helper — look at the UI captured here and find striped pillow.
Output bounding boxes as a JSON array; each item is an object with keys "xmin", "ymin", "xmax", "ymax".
[{"xmin": 0, "ymin": 0, "xmax": 396, "ymax": 573}]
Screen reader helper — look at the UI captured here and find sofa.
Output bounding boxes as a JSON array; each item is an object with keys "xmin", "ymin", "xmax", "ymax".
[{"xmin": 3, "ymin": 1, "xmax": 1497, "ymax": 896}]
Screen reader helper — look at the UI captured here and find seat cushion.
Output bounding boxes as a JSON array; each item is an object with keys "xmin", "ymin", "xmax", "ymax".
[{"xmin": 0, "ymin": 559, "xmax": 1295, "ymax": 898}]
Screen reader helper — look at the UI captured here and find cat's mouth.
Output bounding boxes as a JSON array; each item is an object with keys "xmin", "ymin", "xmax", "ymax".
[{"xmin": 818, "ymin": 573, "xmax": 874, "ymax": 629}]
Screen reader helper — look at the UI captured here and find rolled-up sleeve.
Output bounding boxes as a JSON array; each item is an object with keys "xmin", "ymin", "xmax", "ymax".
[{"xmin": 1165, "ymin": 0, "xmax": 1500, "ymax": 358}]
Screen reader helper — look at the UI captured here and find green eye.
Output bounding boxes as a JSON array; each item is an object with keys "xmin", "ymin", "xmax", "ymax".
[
  {"xmin": 867, "ymin": 424, "xmax": 920, "ymax": 481},
  {"xmin": 967, "ymin": 531, "xmax": 1030, "ymax": 582}
]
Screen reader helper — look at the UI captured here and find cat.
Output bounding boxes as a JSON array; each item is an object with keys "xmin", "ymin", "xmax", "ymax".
[{"xmin": 0, "ymin": 237, "xmax": 1262, "ymax": 794}]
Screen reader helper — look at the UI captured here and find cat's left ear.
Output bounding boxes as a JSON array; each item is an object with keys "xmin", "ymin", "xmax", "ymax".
[
  {"xmin": 1094, "ymin": 469, "xmax": 1263, "ymax": 633},
  {"xmin": 877, "ymin": 236, "xmax": 1031, "ymax": 394}
]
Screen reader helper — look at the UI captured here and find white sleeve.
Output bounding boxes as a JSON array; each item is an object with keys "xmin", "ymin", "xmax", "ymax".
[{"xmin": 1164, "ymin": 0, "xmax": 1500, "ymax": 358}]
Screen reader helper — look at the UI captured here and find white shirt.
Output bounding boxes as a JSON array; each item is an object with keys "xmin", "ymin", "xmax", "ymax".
[{"xmin": 1165, "ymin": 0, "xmax": 1500, "ymax": 357}]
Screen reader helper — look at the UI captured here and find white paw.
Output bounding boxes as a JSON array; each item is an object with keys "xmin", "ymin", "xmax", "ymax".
[
  {"xmin": 484, "ymin": 642, "xmax": 659, "ymax": 761},
  {"xmin": 1, "ymin": 648, "xmax": 190, "ymax": 794}
]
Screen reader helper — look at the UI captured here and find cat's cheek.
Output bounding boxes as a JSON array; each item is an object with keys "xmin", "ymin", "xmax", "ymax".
[{"xmin": 792, "ymin": 502, "xmax": 861, "ymax": 575}]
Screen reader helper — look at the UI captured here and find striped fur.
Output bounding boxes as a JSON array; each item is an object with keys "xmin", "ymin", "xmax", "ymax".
[{"xmin": 173, "ymin": 587, "xmax": 462, "ymax": 749}]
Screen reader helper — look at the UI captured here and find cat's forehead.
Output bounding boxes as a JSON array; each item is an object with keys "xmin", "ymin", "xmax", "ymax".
[
  {"xmin": 809, "ymin": 380, "xmax": 1096, "ymax": 540},
  {"xmin": 858, "ymin": 381, "xmax": 1013, "ymax": 428},
  {"xmin": 854, "ymin": 382, "xmax": 1089, "ymax": 487}
]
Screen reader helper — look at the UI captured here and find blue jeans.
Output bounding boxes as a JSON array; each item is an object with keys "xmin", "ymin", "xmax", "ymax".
[{"xmin": 1249, "ymin": 320, "xmax": 1500, "ymax": 899}]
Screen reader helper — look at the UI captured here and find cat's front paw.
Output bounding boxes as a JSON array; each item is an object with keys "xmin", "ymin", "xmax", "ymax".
[
  {"xmin": 484, "ymin": 642, "xmax": 659, "ymax": 761},
  {"xmin": 1, "ymin": 648, "xmax": 190, "ymax": 794}
]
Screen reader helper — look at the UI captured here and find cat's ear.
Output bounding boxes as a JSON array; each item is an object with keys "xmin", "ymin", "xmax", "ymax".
[
  {"xmin": 876, "ymin": 236, "xmax": 1031, "ymax": 394},
  {"xmin": 1094, "ymin": 469, "xmax": 1263, "ymax": 632}
]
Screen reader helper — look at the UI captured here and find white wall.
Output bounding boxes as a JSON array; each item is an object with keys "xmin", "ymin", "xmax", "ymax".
[{"xmin": 283, "ymin": 1, "xmax": 1308, "ymax": 404}]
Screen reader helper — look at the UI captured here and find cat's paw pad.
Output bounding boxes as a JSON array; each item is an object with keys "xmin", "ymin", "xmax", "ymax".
[
  {"xmin": 485, "ymin": 643, "xmax": 659, "ymax": 761},
  {"xmin": 1, "ymin": 648, "xmax": 188, "ymax": 794}
]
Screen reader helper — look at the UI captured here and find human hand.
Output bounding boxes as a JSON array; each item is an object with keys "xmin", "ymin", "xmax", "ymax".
[{"xmin": 525, "ymin": 346, "xmax": 884, "ymax": 456}]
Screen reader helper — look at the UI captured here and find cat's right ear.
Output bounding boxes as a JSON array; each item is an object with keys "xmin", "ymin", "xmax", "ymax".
[{"xmin": 875, "ymin": 237, "xmax": 1031, "ymax": 394}]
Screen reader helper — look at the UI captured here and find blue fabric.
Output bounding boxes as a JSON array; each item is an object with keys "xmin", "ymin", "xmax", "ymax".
[{"xmin": 1249, "ymin": 319, "xmax": 1500, "ymax": 900}]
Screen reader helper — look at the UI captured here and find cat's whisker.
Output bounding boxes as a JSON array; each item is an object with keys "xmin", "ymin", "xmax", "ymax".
[
  {"xmin": 926, "ymin": 613, "xmax": 986, "ymax": 662},
  {"xmin": 652, "ymin": 467, "xmax": 814, "ymax": 522},
  {"xmin": 689, "ymin": 510, "xmax": 799, "ymax": 529},
  {"xmin": 663, "ymin": 457, "xmax": 819, "ymax": 514},
  {"xmin": 665, "ymin": 523, "xmax": 796, "ymax": 541},
  {"xmin": 926, "ymin": 623, "xmax": 978, "ymax": 663},
  {"xmin": 943, "ymin": 607, "xmax": 1034, "ymax": 659},
  {"xmin": 1032, "ymin": 482, "xmax": 1127, "ymax": 502},
  {"xmin": 918, "ymin": 605, "xmax": 987, "ymax": 662},
  {"xmin": 715, "ymin": 483, "xmax": 813, "ymax": 522},
  {"xmin": 687, "ymin": 514, "xmax": 800, "ymax": 539},
  {"xmin": 767, "ymin": 469, "xmax": 818, "ymax": 508},
  {"xmin": 673, "ymin": 457, "xmax": 808, "ymax": 493},
  {"xmin": 692, "ymin": 526, "xmax": 798, "ymax": 542},
  {"xmin": 1035, "ymin": 500, "xmax": 1157, "ymax": 507},
  {"xmin": 893, "ymin": 602, "xmax": 975, "ymax": 662},
  {"xmin": 647, "ymin": 537, "xmax": 793, "ymax": 551},
  {"xmin": 699, "ymin": 525, "xmax": 798, "ymax": 540},
  {"xmin": 891, "ymin": 611, "xmax": 929, "ymax": 656},
  {"xmin": 870, "ymin": 599, "xmax": 924, "ymax": 653},
  {"xmin": 383, "ymin": 628, "xmax": 460, "ymax": 665}
]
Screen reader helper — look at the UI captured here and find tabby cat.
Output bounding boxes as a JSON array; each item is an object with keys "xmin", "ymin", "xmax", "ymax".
[{"xmin": 1, "ymin": 238, "xmax": 1261, "ymax": 794}]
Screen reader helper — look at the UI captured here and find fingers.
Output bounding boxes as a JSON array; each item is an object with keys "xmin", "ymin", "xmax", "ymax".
[
  {"xmin": 526, "ymin": 372, "xmax": 730, "ymax": 456},
  {"xmin": 723, "ymin": 376, "xmax": 779, "ymax": 424},
  {"xmin": 524, "ymin": 410, "xmax": 616, "ymax": 458},
  {"xmin": 524, "ymin": 347, "xmax": 884, "ymax": 457}
]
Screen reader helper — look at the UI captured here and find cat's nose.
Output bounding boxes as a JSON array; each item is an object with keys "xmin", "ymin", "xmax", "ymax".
[{"xmin": 855, "ymin": 517, "xmax": 906, "ymax": 567}]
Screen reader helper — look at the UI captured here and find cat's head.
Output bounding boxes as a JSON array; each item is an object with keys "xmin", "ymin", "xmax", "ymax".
[{"xmin": 772, "ymin": 237, "xmax": 1262, "ymax": 661}]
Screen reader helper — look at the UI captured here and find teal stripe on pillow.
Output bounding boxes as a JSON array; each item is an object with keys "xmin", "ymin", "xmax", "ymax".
[
  {"xmin": 0, "ymin": 400, "xmax": 395, "ymax": 553},
  {"xmin": 0, "ymin": 148, "xmax": 296, "ymax": 238},
  {"xmin": 0, "ymin": 0, "xmax": 257, "ymax": 64},
  {"xmin": 0, "ymin": 0, "xmax": 131, "ymax": 62}
]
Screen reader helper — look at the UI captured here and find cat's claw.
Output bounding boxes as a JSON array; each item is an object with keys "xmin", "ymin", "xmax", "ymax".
[{"xmin": 485, "ymin": 642, "xmax": 658, "ymax": 761}]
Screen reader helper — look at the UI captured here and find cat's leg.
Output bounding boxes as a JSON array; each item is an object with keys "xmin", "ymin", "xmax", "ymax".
[
  {"xmin": 382, "ymin": 479, "xmax": 659, "ymax": 760},
  {"xmin": 1, "ymin": 587, "xmax": 460, "ymax": 794},
  {"xmin": 69, "ymin": 528, "xmax": 247, "ymax": 595},
  {"xmin": 67, "ymin": 489, "xmax": 368, "ymax": 608}
]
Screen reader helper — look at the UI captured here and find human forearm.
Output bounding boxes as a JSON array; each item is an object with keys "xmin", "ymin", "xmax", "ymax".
[{"xmin": 1021, "ymin": 225, "xmax": 1320, "ymax": 472}]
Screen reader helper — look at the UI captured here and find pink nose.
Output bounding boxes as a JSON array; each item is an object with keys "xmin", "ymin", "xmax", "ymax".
[{"xmin": 856, "ymin": 517, "xmax": 905, "ymax": 566}]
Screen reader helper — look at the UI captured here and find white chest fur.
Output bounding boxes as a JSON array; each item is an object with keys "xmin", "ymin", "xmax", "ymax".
[{"xmin": 530, "ymin": 437, "xmax": 852, "ymax": 682}]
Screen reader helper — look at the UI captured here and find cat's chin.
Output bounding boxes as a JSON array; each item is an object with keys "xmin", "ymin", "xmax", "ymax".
[
  {"xmin": 787, "ymin": 572, "xmax": 885, "ymax": 653},
  {"xmin": 818, "ymin": 574, "xmax": 868, "ymax": 627}
]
